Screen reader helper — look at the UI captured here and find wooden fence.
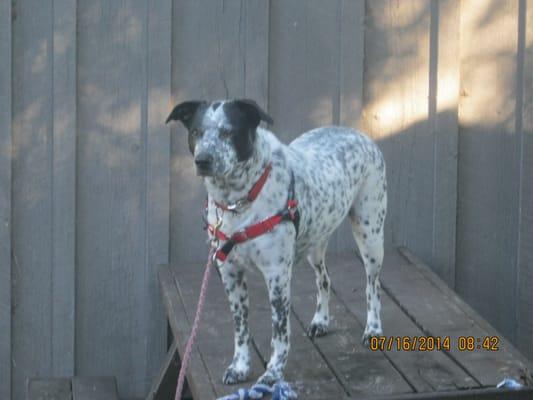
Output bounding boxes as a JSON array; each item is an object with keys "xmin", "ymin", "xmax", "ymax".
[{"xmin": 0, "ymin": 1, "xmax": 531, "ymax": 399}]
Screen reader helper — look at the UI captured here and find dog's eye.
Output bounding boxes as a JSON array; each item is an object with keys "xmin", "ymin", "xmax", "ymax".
[
  {"xmin": 191, "ymin": 128, "xmax": 201, "ymax": 137},
  {"xmin": 220, "ymin": 128, "xmax": 233, "ymax": 138}
]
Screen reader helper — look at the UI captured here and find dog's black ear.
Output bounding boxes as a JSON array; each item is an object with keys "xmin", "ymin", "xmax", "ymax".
[
  {"xmin": 165, "ymin": 101, "xmax": 206, "ymax": 128},
  {"xmin": 233, "ymin": 99, "xmax": 274, "ymax": 126}
]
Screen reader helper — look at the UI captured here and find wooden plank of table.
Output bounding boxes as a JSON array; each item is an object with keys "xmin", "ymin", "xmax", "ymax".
[
  {"xmin": 328, "ymin": 250, "xmax": 478, "ymax": 392},
  {"xmin": 287, "ymin": 258, "xmax": 415, "ymax": 398},
  {"xmin": 158, "ymin": 265, "xmax": 217, "ymax": 400},
  {"xmin": 27, "ymin": 378, "xmax": 71, "ymax": 400},
  {"xmin": 244, "ymin": 267, "xmax": 350, "ymax": 400},
  {"xmin": 172, "ymin": 261, "xmax": 266, "ymax": 398},
  {"xmin": 385, "ymin": 247, "xmax": 533, "ymax": 386},
  {"xmin": 384, "ymin": 385, "xmax": 533, "ymax": 400},
  {"xmin": 71, "ymin": 377, "xmax": 118, "ymax": 400}
]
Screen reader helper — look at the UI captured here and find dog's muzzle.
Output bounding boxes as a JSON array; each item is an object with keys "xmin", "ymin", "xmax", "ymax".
[{"xmin": 195, "ymin": 153, "xmax": 214, "ymax": 176}]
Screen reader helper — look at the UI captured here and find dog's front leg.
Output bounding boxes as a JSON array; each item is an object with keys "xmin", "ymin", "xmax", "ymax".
[
  {"xmin": 256, "ymin": 260, "xmax": 292, "ymax": 386},
  {"xmin": 218, "ymin": 263, "xmax": 251, "ymax": 384}
]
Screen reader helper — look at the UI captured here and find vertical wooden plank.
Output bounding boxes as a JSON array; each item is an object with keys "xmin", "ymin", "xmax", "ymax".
[
  {"xmin": 517, "ymin": 0, "xmax": 533, "ymax": 361},
  {"xmin": 339, "ymin": 0, "xmax": 365, "ymax": 130},
  {"xmin": 268, "ymin": 0, "xmax": 307, "ymax": 140},
  {"xmin": 0, "ymin": 0, "xmax": 12, "ymax": 398},
  {"xmin": 269, "ymin": 0, "xmax": 354, "ymax": 253},
  {"xmin": 456, "ymin": 0, "xmax": 520, "ymax": 341},
  {"xmin": 361, "ymin": 0, "xmax": 434, "ymax": 262},
  {"xmin": 268, "ymin": 0, "xmax": 339, "ymax": 142},
  {"xmin": 170, "ymin": 0, "xmax": 268, "ymax": 264},
  {"xmin": 431, "ymin": 0, "xmax": 460, "ymax": 287},
  {"xmin": 145, "ymin": 0, "xmax": 172, "ymax": 392},
  {"xmin": 51, "ymin": 0, "xmax": 76, "ymax": 377},
  {"xmin": 244, "ymin": 0, "xmax": 269, "ymax": 107},
  {"xmin": 335, "ymin": 0, "xmax": 366, "ymax": 254},
  {"xmin": 77, "ymin": 1, "xmax": 149, "ymax": 397},
  {"xmin": 12, "ymin": 2, "xmax": 54, "ymax": 400}
]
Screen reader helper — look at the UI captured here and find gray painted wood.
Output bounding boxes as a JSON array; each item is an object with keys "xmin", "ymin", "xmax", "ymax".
[
  {"xmin": 361, "ymin": 1, "xmax": 437, "ymax": 273},
  {"xmin": 517, "ymin": 0, "xmax": 533, "ymax": 361},
  {"xmin": 76, "ymin": 1, "xmax": 154, "ymax": 397},
  {"xmin": 431, "ymin": 0, "xmax": 459, "ymax": 287},
  {"xmin": 456, "ymin": 0, "xmax": 521, "ymax": 341},
  {"xmin": 268, "ymin": 0, "xmax": 308, "ymax": 140},
  {"xmin": 144, "ymin": 0, "xmax": 172, "ymax": 392},
  {"xmin": 329, "ymin": 251, "xmax": 477, "ymax": 391},
  {"xmin": 269, "ymin": 0, "xmax": 340, "ymax": 139},
  {"xmin": 397, "ymin": 248, "xmax": 533, "ymax": 385},
  {"xmin": 334, "ymin": 0, "xmax": 366, "ymax": 255},
  {"xmin": 5, "ymin": 2, "xmax": 533, "ymax": 399},
  {"xmin": 52, "ymin": 0, "xmax": 76, "ymax": 377},
  {"xmin": 72, "ymin": 377, "xmax": 118, "ymax": 400},
  {"xmin": 12, "ymin": 3, "xmax": 54, "ymax": 400},
  {"xmin": 268, "ymin": 0, "xmax": 363, "ymax": 255},
  {"xmin": 172, "ymin": 262, "xmax": 265, "ymax": 397},
  {"xmin": 287, "ymin": 262, "xmax": 414, "ymax": 396},
  {"xmin": 158, "ymin": 265, "xmax": 217, "ymax": 400},
  {"xmin": 0, "ymin": 1, "xmax": 12, "ymax": 398},
  {"xmin": 27, "ymin": 378, "xmax": 71, "ymax": 400},
  {"xmin": 244, "ymin": 0, "xmax": 269, "ymax": 106},
  {"xmin": 170, "ymin": 0, "xmax": 269, "ymax": 264},
  {"xmin": 162, "ymin": 249, "xmax": 532, "ymax": 398}
]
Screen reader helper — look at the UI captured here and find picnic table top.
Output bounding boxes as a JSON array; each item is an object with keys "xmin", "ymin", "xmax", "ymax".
[{"xmin": 158, "ymin": 247, "xmax": 533, "ymax": 400}]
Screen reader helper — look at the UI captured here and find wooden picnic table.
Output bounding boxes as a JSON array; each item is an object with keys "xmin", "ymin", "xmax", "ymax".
[
  {"xmin": 27, "ymin": 377, "xmax": 119, "ymax": 400},
  {"xmin": 152, "ymin": 247, "xmax": 533, "ymax": 400}
]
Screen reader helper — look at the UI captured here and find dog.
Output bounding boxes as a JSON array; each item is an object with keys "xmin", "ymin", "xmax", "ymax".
[{"xmin": 166, "ymin": 99, "xmax": 387, "ymax": 386}]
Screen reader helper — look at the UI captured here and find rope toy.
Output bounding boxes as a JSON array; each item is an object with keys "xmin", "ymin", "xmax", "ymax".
[{"xmin": 217, "ymin": 381, "xmax": 298, "ymax": 400}]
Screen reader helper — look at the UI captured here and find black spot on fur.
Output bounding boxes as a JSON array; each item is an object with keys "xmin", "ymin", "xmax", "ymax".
[{"xmin": 222, "ymin": 100, "xmax": 272, "ymax": 162}]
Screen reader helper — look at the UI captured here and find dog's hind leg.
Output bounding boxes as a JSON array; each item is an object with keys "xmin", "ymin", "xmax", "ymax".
[
  {"xmin": 218, "ymin": 264, "xmax": 251, "ymax": 385},
  {"xmin": 349, "ymin": 168, "xmax": 387, "ymax": 346},
  {"xmin": 306, "ymin": 240, "xmax": 331, "ymax": 338}
]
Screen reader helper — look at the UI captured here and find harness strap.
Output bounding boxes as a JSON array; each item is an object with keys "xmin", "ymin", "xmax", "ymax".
[
  {"xmin": 214, "ymin": 163, "xmax": 272, "ymax": 211},
  {"xmin": 207, "ymin": 170, "xmax": 300, "ymax": 262}
]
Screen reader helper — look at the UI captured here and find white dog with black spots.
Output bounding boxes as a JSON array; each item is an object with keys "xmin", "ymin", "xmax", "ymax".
[{"xmin": 167, "ymin": 99, "xmax": 387, "ymax": 386}]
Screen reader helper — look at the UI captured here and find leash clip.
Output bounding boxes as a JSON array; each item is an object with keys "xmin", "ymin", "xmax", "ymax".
[
  {"xmin": 209, "ymin": 209, "xmax": 224, "ymax": 256},
  {"xmin": 287, "ymin": 199, "xmax": 298, "ymax": 220}
]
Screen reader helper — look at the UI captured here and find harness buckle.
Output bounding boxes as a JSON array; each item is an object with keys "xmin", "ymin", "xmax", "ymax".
[{"xmin": 225, "ymin": 198, "xmax": 247, "ymax": 212}]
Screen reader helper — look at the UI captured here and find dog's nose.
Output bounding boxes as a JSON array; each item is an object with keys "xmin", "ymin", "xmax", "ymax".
[{"xmin": 194, "ymin": 153, "xmax": 213, "ymax": 170}]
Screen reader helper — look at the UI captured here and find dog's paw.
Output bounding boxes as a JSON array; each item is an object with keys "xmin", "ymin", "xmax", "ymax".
[
  {"xmin": 222, "ymin": 365, "xmax": 249, "ymax": 385},
  {"xmin": 307, "ymin": 321, "xmax": 328, "ymax": 338},
  {"xmin": 361, "ymin": 329, "xmax": 383, "ymax": 347},
  {"xmin": 256, "ymin": 370, "xmax": 282, "ymax": 387}
]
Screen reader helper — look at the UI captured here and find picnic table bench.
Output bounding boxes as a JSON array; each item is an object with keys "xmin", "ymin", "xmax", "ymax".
[
  {"xmin": 27, "ymin": 377, "xmax": 119, "ymax": 400},
  {"xmin": 154, "ymin": 247, "xmax": 533, "ymax": 400}
]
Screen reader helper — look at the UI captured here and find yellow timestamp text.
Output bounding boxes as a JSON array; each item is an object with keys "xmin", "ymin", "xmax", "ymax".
[{"xmin": 369, "ymin": 336, "xmax": 500, "ymax": 352}]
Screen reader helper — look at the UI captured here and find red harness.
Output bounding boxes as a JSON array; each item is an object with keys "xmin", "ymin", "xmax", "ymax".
[
  {"xmin": 213, "ymin": 163, "xmax": 272, "ymax": 211},
  {"xmin": 206, "ymin": 165, "xmax": 300, "ymax": 262}
]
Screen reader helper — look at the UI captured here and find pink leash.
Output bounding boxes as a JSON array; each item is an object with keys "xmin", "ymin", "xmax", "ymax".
[{"xmin": 175, "ymin": 248, "xmax": 215, "ymax": 400}]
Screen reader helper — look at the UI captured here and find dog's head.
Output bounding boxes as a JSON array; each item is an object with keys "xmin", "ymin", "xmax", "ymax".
[{"xmin": 166, "ymin": 99, "xmax": 273, "ymax": 177}]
